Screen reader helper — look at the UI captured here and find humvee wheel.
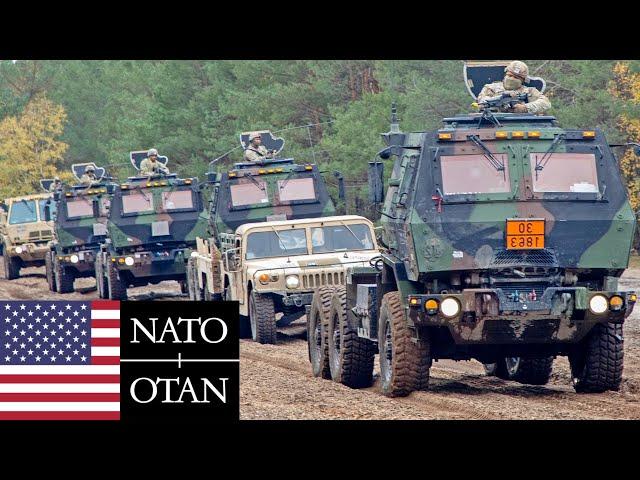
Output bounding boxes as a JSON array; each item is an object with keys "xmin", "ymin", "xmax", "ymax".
[
  {"xmin": 500, "ymin": 356, "xmax": 554, "ymax": 385},
  {"xmin": 106, "ymin": 257, "xmax": 128, "ymax": 300},
  {"xmin": 327, "ymin": 286, "xmax": 375, "ymax": 388},
  {"xmin": 54, "ymin": 257, "xmax": 74, "ymax": 294},
  {"xmin": 45, "ymin": 251, "xmax": 57, "ymax": 292},
  {"xmin": 378, "ymin": 291, "xmax": 431, "ymax": 397},
  {"xmin": 569, "ymin": 323, "xmax": 623, "ymax": 393},
  {"xmin": 2, "ymin": 251, "xmax": 20, "ymax": 280},
  {"xmin": 249, "ymin": 290, "xmax": 277, "ymax": 344},
  {"xmin": 308, "ymin": 286, "xmax": 335, "ymax": 379},
  {"xmin": 483, "ymin": 361, "xmax": 510, "ymax": 379}
]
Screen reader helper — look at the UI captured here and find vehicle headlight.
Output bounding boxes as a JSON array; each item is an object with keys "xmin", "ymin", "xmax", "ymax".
[
  {"xmin": 589, "ymin": 294, "xmax": 608, "ymax": 314},
  {"xmin": 190, "ymin": 251, "xmax": 198, "ymax": 258},
  {"xmin": 440, "ymin": 297, "xmax": 461, "ymax": 317},
  {"xmin": 14, "ymin": 246, "xmax": 23, "ymax": 254},
  {"xmin": 124, "ymin": 256, "xmax": 135, "ymax": 266},
  {"xmin": 70, "ymin": 254, "xmax": 79, "ymax": 264},
  {"xmin": 285, "ymin": 275, "xmax": 300, "ymax": 289}
]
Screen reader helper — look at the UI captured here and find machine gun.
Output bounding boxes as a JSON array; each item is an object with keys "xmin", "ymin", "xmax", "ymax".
[{"xmin": 473, "ymin": 92, "xmax": 529, "ymax": 112}]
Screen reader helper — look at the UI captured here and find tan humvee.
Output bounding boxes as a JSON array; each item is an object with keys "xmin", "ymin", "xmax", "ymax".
[
  {"xmin": 0, "ymin": 193, "xmax": 55, "ymax": 279},
  {"xmin": 188, "ymin": 215, "xmax": 380, "ymax": 344}
]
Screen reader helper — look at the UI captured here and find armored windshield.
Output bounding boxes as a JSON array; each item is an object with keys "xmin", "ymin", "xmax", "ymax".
[
  {"xmin": 162, "ymin": 190, "xmax": 194, "ymax": 211},
  {"xmin": 122, "ymin": 192, "xmax": 154, "ymax": 214},
  {"xmin": 230, "ymin": 180, "xmax": 268, "ymax": 207},
  {"xmin": 277, "ymin": 178, "xmax": 316, "ymax": 202},
  {"xmin": 530, "ymin": 153, "xmax": 599, "ymax": 193},
  {"xmin": 440, "ymin": 154, "xmax": 510, "ymax": 195},
  {"xmin": 66, "ymin": 197, "xmax": 110, "ymax": 219},
  {"xmin": 9, "ymin": 200, "xmax": 37, "ymax": 224},
  {"xmin": 311, "ymin": 223, "xmax": 374, "ymax": 253},
  {"xmin": 246, "ymin": 229, "xmax": 307, "ymax": 259}
]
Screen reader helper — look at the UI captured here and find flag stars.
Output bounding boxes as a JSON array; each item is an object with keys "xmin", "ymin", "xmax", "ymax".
[
  {"xmin": 42, "ymin": 349, "xmax": 49, "ymax": 355},
  {"xmin": 35, "ymin": 317, "xmax": 41, "ymax": 323},
  {"xmin": 58, "ymin": 311, "xmax": 64, "ymax": 317},
  {"xmin": 42, "ymin": 311, "xmax": 49, "ymax": 317},
  {"xmin": 27, "ymin": 349, "xmax": 33, "ymax": 355},
  {"xmin": 35, "ymin": 356, "xmax": 41, "ymax": 362},
  {"xmin": 4, "ymin": 318, "xmax": 10, "ymax": 323},
  {"xmin": 27, "ymin": 311, "xmax": 33, "ymax": 317},
  {"xmin": 80, "ymin": 318, "xmax": 86, "ymax": 323},
  {"xmin": 27, "ymin": 324, "xmax": 33, "ymax": 330},
  {"xmin": 73, "ymin": 324, "xmax": 79, "ymax": 330},
  {"xmin": 27, "ymin": 336, "xmax": 33, "ymax": 343},
  {"xmin": 35, "ymin": 304, "xmax": 41, "ymax": 310},
  {"xmin": 73, "ymin": 349, "xmax": 79, "ymax": 355},
  {"xmin": 73, "ymin": 311, "xmax": 79, "ymax": 317},
  {"xmin": 80, "ymin": 356, "xmax": 87, "ymax": 362},
  {"xmin": 12, "ymin": 311, "xmax": 17, "ymax": 317},
  {"xmin": 65, "ymin": 356, "xmax": 71, "ymax": 362},
  {"xmin": 73, "ymin": 337, "xmax": 79, "ymax": 343},
  {"xmin": 50, "ymin": 356, "xmax": 56, "ymax": 362},
  {"xmin": 19, "ymin": 304, "xmax": 25, "ymax": 310},
  {"xmin": 19, "ymin": 356, "xmax": 25, "ymax": 362},
  {"xmin": 65, "ymin": 304, "xmax": 71, "ymax": 310},
  {"xmin": 50, "ymin": 304, "xmax": 56, "ymax": 310},
  {"xmin": 4, "ymin": 356, "xmax": 10, "ymax": 362},
  {"xmin": 66, "ymin": 317, "xmax": 71, "ymax": 323},
  {"xmin": 4, "ymin": 304, "xmax": 10, "ymax": 310}
]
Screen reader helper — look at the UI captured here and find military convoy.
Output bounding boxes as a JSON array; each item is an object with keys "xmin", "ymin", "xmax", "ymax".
[
  {"xmin": 306, "ymin": 63, "xmax": 637, "ymax": 395},
  {"xmin": 0, "ymin": 193, "xmax": 55, "ymax": 279},
  {"xmin": 1, "ymin": 62, "xmax": 638, "ymax": 399}
]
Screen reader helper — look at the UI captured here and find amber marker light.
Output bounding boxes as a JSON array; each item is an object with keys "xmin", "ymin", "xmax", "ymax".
[
  {"xmin": 495, "ymin": 131, "xmax": 508, "ymax": 139},
  {"xmin": 528, "ymin": 131, "xmax": 541, "ymax": 138},
  {"xmin": 583, "ymin": 131, "xmax": 596, "ymax": 139},
  {"xmin": 425, "ymin": 299, "xmax": 439, "ymax": 315},
  {"xmin": 438, "ymin": 132, "xmax": 453, "ymax": 140},
  {"xmin": 512, "ymin": 131, "xmax": 525, "ymax": 139},
  {"xmin": 609, "ymin": 296, "xmax": 624, "ymax": 311}
]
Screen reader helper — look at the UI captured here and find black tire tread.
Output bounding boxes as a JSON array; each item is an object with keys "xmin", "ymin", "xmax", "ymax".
[
  {"xmin": 45, "ymin": 251, "xmax": 56, "ymax": 292},
  {"xmin": 572, "ymin": 323, "xmax": 624, "ymax": 393},
  {"xmin": 54, "ymin": 257, "xmax": 74, "ymax": 294},
  {"xmin": 3, "ymin": 252, "xmax": 20, "ymax": 280},
  {"xmin": 308, "ymin": 286, "xmax": 335, "ymax": 379},
  {"xmin": 251, "ymin": 290, "xmax": 277, "ymax": 344},
  {"xmin": 106, "ymin": 257, "xmax": 127, "ymax": 300},
  {"xmin": 510, "ymin": 357, "xmax": 554, "ymax": 385}
]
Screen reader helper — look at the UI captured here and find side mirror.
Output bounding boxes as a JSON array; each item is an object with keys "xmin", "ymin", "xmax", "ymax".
[
  {"xmin": 333, "ymin": 171, "xmax": 345, "ymax": 201},
  {"xmin": 368, "ymin": 161, "xmax": 384, "ymax": 203},
  {"xmin": 378, "ymin": 147, "xmax": 392, "ymax": 160}
]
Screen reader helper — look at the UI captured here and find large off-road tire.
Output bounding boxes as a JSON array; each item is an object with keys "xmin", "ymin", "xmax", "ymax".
[
  {"xmin": 106, "ymin": 257, "xmax": 128, "ymax": 300},
  {"xmin": 45, "ymin": 251, "xmax": 57, "ymax": 292},
  {"xmin": 327, "ymin": 286, "xmax": 375, "ymax": 388},
  {"xmin": 499, "ymin": 356, "xmax": 554, "ymax": 385},
  {"xmin": 249, "ymin": 290, "xmax": 277, "ymax": 344},
  {"xmin": 570, "ymin": 323, "xmax": 624, "ymax": 393},
  {"xmin": 54, "ymin": 257, "xmax": 74, "ymax": 294},
  {"xmin": 378, "ymin": 291, "xmax": 431, "ymax": 397},
  {"xmin": 2, "ymin": 251, "xmax": 20, "ymax": 280},
  {"xmin": 308, "ymin": 286, "xmax": 335, "ymax": 379},
  {"xmin": 95, "ymin": 258, "xmax": 108, "ymax": 299}
]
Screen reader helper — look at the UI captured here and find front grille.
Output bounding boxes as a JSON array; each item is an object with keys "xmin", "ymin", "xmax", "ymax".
[
  {"xmin": 27, "ymin": 229, "xmax": 53, "ymax": 241},
  {"xmin": 495, "ymin": 282, "xmax": 548, "ymax": 299},
  {"xmin": 302, "ymin": 271, "xmax": 346, "ymax": 289},
  {"xmin": 490, "ymin": 249, "xmax": 557, "ymax": 268}
]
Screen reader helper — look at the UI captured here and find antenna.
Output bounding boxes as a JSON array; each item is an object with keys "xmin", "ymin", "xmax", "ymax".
[{"xmin": 390, "ymin": 102, "xmax": 400, "ymax": 134}]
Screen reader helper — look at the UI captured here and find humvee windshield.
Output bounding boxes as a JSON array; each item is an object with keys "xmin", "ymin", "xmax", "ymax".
[
  {"xmin": 440, "ymin": 154, "xmax": 510, "ymax": 195},
  {"xmin": 311, "ymin": 223, "xmax": 374, "ymax": 253},
  {"xmin": 66, "ymin": 197, "xmax": 110, "ymax": 219},
  {"xmin": 38, "ymin": 199, "xmax": 55, "ymax": 220},
  {"xmin": 246, "ymin": 229, "xmax": 307, "ymax": 259},
  {"xmin": 529, "ymin": 153, "xmax": 599, "ymax": 193},
  {"xmin": 9, "ymin": 200, "xmax": 37, "ymax": 224}
]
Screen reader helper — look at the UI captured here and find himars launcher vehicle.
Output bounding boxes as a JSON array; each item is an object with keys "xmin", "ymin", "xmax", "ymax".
[
  {"xmin": 95, "ymin": 152, "xmax": 208, "ymax": 300},
  {"xmin": 308, "ymin": 63, "xmax": 637, "ymax": 396},
  {"xmin": 44, "ymin": 164, "xmax": 116, "ymax": 293}
]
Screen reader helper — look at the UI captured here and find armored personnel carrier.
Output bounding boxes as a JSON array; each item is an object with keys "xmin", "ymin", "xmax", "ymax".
[
  {"xmin": 0, "ymin": 193, "xmax": 55, "ymax": 279},
  {"xmin": 44, "ymin": 164, "xmax": 116, "ymax": 293},
  {"xmin": 188, "ymin": 130, "xmax": 342, "ymax": 301},
  {"xmin": 95, "ymin": 152, "xmax": 208, "ymax": 300},
  {"xmin": 308, "ymin": 63, "xmax": 637, "ymax": 395}
]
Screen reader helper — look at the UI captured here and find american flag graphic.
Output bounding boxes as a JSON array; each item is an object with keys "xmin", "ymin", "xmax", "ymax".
[{"xmin": 0, "ymin": 300, "xmax": 120, "ymax": 420}]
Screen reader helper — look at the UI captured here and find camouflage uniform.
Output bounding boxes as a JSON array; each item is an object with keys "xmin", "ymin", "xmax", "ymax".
[
  {"xmin": 244, "ymin": 144, "xmax": 274, "ymax": 162},
  {"xmin": 140, "ymin": 158, "xmax": 170, "ymax": 176},
  {"xmin": 80, "ymin": 173, "xmax": 98, "ymax": 185},
  {"xmin": 48, "ymin": 181, "xmax": 61, "ymax": 192},
  {"xmin": 478, "ymin": 82, "xmax": 551, "ymax": 114}
]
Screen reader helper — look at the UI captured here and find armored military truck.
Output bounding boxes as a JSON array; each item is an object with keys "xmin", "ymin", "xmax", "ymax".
[
  {"xmin": 95, "ymin": 152, "xmax": 208, "ymax": 300},
  {"xmin": 189, "ymin": 215, "xmax": 379, "ymax": 343},
  {"xmin": 0, "ymin": 193, "xmax": 55, "ymax": 279},
  {"xmin": 188, "ymin": 130, "xmax": 342, "ymax": 301},
  {"xmin": 310, "ymin": 65, "xmax": 637, "ymax": 396},
  {"xmin": 44, "ymin": 164, "xmax": 116, "ymax": 293}
]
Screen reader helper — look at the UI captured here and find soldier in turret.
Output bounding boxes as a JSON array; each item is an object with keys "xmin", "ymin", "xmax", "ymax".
[
  {"xmin": 140, "ymin": 148, "xmax": 170, "ymax": 176},
  {"xmin": 243, "ymin": 132, "xmax": 277, "ymax": 162}
]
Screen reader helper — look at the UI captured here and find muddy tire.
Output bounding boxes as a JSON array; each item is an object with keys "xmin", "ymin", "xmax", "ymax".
[
  {"xmin": 3, "ymin": 252, "xmax": 20, "ymax": 280},
  {"xmin": 249, "ymin": 290, "xmax": 276, "ymax": 344},
  {"xmin": 378, "ymin": 291, "xmax": 431, "ymax": 397},
  {"xmin": 308, "ymin": 286, "xmax": 335, "ymax": 379},
  {"xmin": 54, "ymin": 257, "xmax": 74, "ymax": 294},
  {"xmin": 106, "ymin": 257, "xmax": 127, "ymax": 300},
  {"xmin": 570, "ymin": 323, "xmax": 624, "ymax": 393},
  {"xmin": 45, "ymin": 251, "xmax": 57, "ymax": 292},
  {"xmin": 500, "ymin": 356, "xmax": 554, "ymax": 385},
  {"xmin": 327, "ymin": 286, "xmax": 375, "ymax": 388},
  {"xmin": 483, "ymin": 361, "xmax": 510, "ymax": 380}
]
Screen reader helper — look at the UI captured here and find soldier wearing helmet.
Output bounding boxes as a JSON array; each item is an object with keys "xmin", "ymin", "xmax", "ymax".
[
  {"xmin": 48, "ymin": 176, "xmax": 62, "ymax": 192},
  {"xmin": 80, "ymin": 165, "xmax": 99, "ymax": 185},
  {"xmin": 243, "ymin": 132, "xmax": 277, "ymax": 162},
  {"xmin": 477, "ymin": 61, "xmax": 551, "ymax": 114},
  {"xmin": 140, "ymin": 148, "xmax": 170, "ymax": 177}
]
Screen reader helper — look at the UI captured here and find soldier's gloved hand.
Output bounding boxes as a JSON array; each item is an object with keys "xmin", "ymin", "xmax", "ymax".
[{"xmin": 513, "ymin": 103, "xmax": 528, "ymax": 113}]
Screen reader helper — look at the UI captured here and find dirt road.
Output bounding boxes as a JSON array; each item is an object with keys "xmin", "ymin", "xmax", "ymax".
[
  {"xmin": 1, "ymin": 261, "xmax": 639, "ymax": 419},
  {"xmin": 240, "ymin": 267, "xmax": 640, "ymax": 420}
]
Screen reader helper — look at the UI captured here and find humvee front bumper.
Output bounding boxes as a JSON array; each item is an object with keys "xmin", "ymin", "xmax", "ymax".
[
  {"xmin": 406, "ymin": 287, "xmax": 636, "ymax": 345},
  {"xmin": 8, "ymin": 243, "xmax": 49, "ymax": 263},
  {"xmin": 111, "ymin": 247, "xmax": 189, "ymax": 279}
]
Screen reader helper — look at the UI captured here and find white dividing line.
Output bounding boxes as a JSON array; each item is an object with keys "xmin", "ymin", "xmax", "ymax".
[
  {"xmin": 91, "ymin": 328, "xmax": 120, "ymax": 338},
  {"xmin": 0, "ymin": 402, "xmax": 120, "ymax": 411},
  {"xmin": 91, "ymin": 347, "xmax": 120, "ymax": 357},
  {"xmin": 0, "ymin": 384, "xmax": 120, "ymax": 393},
  {"xmin": 91, "ymin": 310, "xmax": 120, "ymax": 320}
]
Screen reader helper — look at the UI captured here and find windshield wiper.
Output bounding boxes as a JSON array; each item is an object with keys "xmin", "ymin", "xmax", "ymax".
[
  {"xmin": 245, "ymin": 172, "xmax": 266, "ymax": 191},
  {"xmin": 279, "ymin": 170, "xmax": 296, "ymax": 191},
  {"xmin": 467, "ymin": 135, "xmax": 505, "ymax": 174},
  {"xmin": 535, "ymin": 133, "xmax": 566, "ymax": 179},
  {"xmin": 270, "ymin": 227, "xmax": 291, "ymax": 254},
  {"xmin": 339, "ymin": 221, "xmax": 365, "ymax": 249}
]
